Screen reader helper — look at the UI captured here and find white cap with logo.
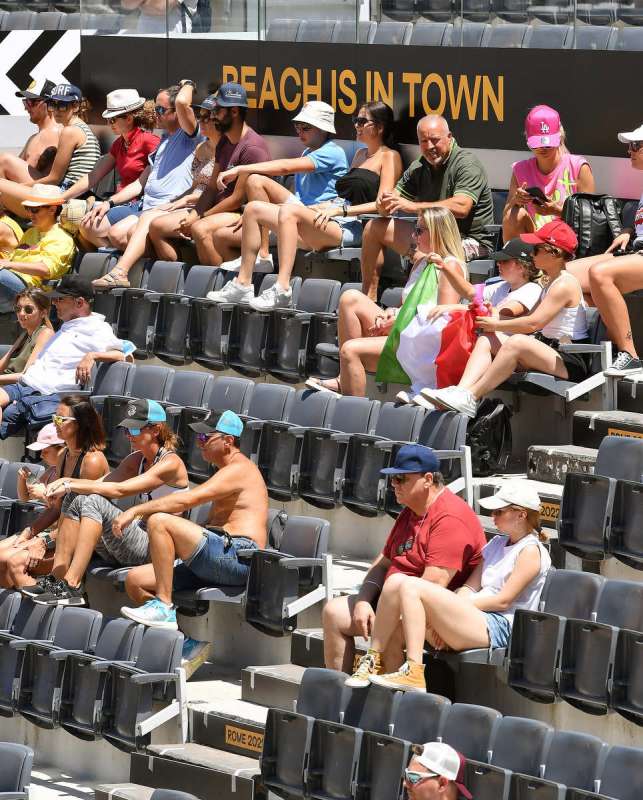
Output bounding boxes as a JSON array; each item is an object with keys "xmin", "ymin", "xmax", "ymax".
[
  {"xmin": 414, "ymin": 742, "xmax": 472, "ymax": 799},
  {"xmin": 618, "ymin": 124, "xmax": 643, "ymax": 144},
  {"xmin": 478, "ymin": 479, "xmax": 541, "ymax": 512}
]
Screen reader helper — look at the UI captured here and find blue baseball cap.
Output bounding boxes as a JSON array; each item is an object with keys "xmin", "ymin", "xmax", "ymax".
[
  {"xmin": 188, "ymin": 409, "xmax": 244, "ymax": 438},
  {"xmin": 193, "ymin": 93, "xmax": 218, "ymax": 112},
  {"xmin": 118, "ymin": 398, "xmax": 166, "ymax": 430},
  {"xmin": 380, "ymin": 444, "xmax": 440, "ymax": 475},
  {"xmin": 47, "ymin": 84, "xmax": 82, "ymax": 103},
  {"xmin": 213, "ymin": 82, "xmax": 248, "ymax": 108}
]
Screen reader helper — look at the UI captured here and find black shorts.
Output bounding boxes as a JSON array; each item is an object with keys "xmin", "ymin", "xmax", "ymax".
[{"xmin": 535, "ymin": 333, "xmax": 591, "ymax": 383}]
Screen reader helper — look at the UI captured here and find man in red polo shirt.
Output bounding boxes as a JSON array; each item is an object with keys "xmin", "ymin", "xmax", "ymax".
[{"xmin": 322, "ymin": 444, "xmax": 485, "ymax": 674}]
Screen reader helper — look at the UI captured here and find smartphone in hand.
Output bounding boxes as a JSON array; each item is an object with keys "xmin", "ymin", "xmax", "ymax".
[{"xmin": 526, "ymin": 186, "xmax": 548, "ymax": 205}]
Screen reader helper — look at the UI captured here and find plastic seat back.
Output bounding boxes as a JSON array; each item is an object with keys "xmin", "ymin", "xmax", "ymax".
[
  {"xmin": 574, "ymin": 24, "xmax": 615, "ymax": 49},
  {"xmin": 76, "ymin": 253, "xmax": 115, "ymax": 283},
  {"xmin": 207, "ymin": 376, "xmax": 254, "ymax": 414},
  {"xmin": 440, "ymin": 703, "xmax": 501, "ymax": 761},
  {"xmin": 246, "ymin": 383, "xmax": 295, "ymax": 422},
  {"xmin": 450, "ymin": 19, "xmax": 488, "ymax": 46},
  {"xmin": 420, "ymin": 0, "xmax": 453, "ymax": 21},
  {"xmin": 266, "ymin": 17, "xmax": 300, "ymax": 40},
  {"xmin": 596, "ymin": 746, "xmax": 643, "ymax": 800},
  {"xmin": 595, "ymin": 435, "xmax": 643, "ymax": 481},
  {"xmin": 331, "ymin": 19, "xmax": 376, "ymax": 42},
  {"xmin": 166, "ymin": 370, "xmax": 212, "ymax": 409},
  {"xmin": 32, "ymin": 11, "xmax": 63, "ymax": 28},
  {"xmin": 392, "ymin": 691, "xmax": 451, "ymax": 742},
  {"xmin": 483, "ymin": 22, "xmax": 528, "ymax": 46},
  {"xmin": 609, "ymin": 479, "xmax": 643, "ymax": 569},
  {"xmin": 371, "ymin": 19, "xmax": 413, "ymax": 43},
  {"xmin": 296, "ymin": 19, "xmax": 336, "ymax": 41},
  {"xmin": 558, "ymin": 471, "xmax": 613, "ymax": 560},
  {"xmin": 382, "ymin": 0, "xmax": 417, "ymax": 20},
  {"xmin": 4, "ymin": 11, "xmax": 36, "ymax": 29},
  {"xmin": 297, "ymin": 667, "xmax": 354, "ymax": 721},
  {"xmin": 613, "ymin": 27, "xmax": 643, "ymax": 51},
  {"xmin": 410, "ymin": 21, "xmax": 451, "ymax": 44},
  {"xmin": 526, "ymin": 23, "xmax": 571, "ymax": 47},
  {"xmin": 0, "ymin": 590, "xmax": 19, "ymax": 631},
  {"xmin": 0, "ymin": 462, "xmax": 43, "ymax": 500},
  {"xmin": 542, "ymin": 730, "xmax": 606, "ymax": 790},
  {"xmin": 91, "ymin": 361, "xmax": 132, "ymax": 398},
  {"xmin": 0, "ymin": 742, "xmax": 33, "ymax": 794},
  {"xmin": 490, "ymin": 716, "xmax": 552, "ymax": 773}
]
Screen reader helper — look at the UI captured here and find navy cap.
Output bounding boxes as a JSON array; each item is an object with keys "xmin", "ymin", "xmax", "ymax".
[
  {"xmin": 189, "ymin": 409, "xmax": 244, "ymax": 437},
  {"xmin": 118, "ymin": 399, "xmax": 167, "ymax": 430},
  {"xmin": 47, "ymin": 84, "xmax": 82, "ymax": 103},
  {"xmin": 48, "ymin": 274, "xmax": 95, "ymax": 301},
  {"xmin": 214, "ymin": 82, "xmax": 248, "ymax": 108},
  {"xmin": 193, "ymin": 93, "xmax": 218, "ymax": 112},
  {"xmin": 381, "ymin": 444, "xmax": 440, "ymax": 475}
]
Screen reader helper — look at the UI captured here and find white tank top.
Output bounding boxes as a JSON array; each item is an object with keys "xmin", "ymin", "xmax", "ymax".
[
  {"xmin": 539, "ymin": 272, "xmax": 589, "ymax": 342},
  {"xmin": 477, "ymin": 533, "xmax": 551, "ymax": 624}
]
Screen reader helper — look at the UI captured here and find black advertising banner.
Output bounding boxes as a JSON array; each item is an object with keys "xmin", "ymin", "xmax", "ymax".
[{"xmin": 81, "ymin": 36, "xmax": 641, "ymax": 157}]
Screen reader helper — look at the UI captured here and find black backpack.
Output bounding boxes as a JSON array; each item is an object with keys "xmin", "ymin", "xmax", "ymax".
[
  {"xmin": 562, "ymin": 193, "xmax": 623, "ymax": 258},
  {"xmin": 467, "ymin": 398, "xmax": 513, "ymax": 477},
  {"xmin": 180, "ymin": 0, "xmax": 212, "ymax": 32}
]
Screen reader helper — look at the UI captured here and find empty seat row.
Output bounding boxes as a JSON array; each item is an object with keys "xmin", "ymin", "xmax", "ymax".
[
  {"xmin": 262, "ymin": 668, "xmax": 643, "ymax": 800},
  {"xmin": 0, "ymin": 592, "xmax": 185, "ymax": 752},
  {"xmin": 507, "ymin": 568, "xmax": 643, "ymax": 723},
  {"xmin": 0, "ymin": 9, "xmax": 129, "ymax": 30},
  {"xmin": 266, "ymin": 16, "xmax": 643, "ymax": 48}
]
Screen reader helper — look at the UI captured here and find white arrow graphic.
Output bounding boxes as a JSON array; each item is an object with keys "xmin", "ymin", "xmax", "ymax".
[
  {"xmin": 29, "ymin": 29, "xmax": 80, "ymax": 88},
  {"xmin": 0, "ymin": 30, "xmax": 42, "ymax": 115}
]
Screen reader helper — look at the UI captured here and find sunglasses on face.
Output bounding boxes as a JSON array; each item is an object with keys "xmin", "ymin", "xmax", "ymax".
[
  {"xmin": 352, "ymin": 116, "xmax": 373, "ymax": 128},
  {"xmin": 47, "ymin": 101, "xmax": 73, "ymax": 111},
  {"xmin": 27, "ymin": 206, "xmax": 52, "ymax": 215},
  {"xmin": 196, "ymin": 432, "xmax": 224, "ymax": 444},
  {"xmin": 109, "ymin": 113, "xmax": 130, "ymax": 123},
  {"xmin": 155, "ymin": 105, "xmax": 174, "ymax": 116},
  {"xmin": 404, "ymin": 770, "xmax": 439, "ymax": 786},
  {"xmin": 294, "ymin": 123, "xmax": 313, "ymax": 133},
  {"xmin": 628, "ymin": 141, "xmax": 643, "ymax": 153},
  {"xmin": 52, "ymin": 414, "xmax": 75, "ymax": 425},
  {"xmin": 23, "ymin": 98, "xmax": 43, "ymax": 108},
  {"xmin": 534, "ymin": 243, "xmax": 562, "ymax": 257},
  {"xmin": 14, "ymin": 304, "xmax": 36, "ymax": 315},
  {"xmin": 198, "ymin": 111, "xmax": 215, "ymax": 122},
  {"xmin": 125, "ymin": 424, "xmax": 152, "ymax": 437}
]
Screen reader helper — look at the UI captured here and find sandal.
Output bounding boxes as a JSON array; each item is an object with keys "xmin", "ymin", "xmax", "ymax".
[
  {"xmin": 305, "ymin": 377, "xmax": 342, "ymax": 398},
  {"xmin": 92, "ymin": 269, "xmax": 130, "ymax": 289}
]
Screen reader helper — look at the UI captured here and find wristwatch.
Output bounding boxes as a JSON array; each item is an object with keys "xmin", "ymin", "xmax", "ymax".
[
  {"xmin": 180, "ymin": 80, "xmax": 196, "ymax": 89},
  {"xmin": 107, "ymin": 199, "xmax": 114, "ymax": 209},
  {"xmin": 37, "ymin": 531, "xmax": 55, "ymax": 549}
]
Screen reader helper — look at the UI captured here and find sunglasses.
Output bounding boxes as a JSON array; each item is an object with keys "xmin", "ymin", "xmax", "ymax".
[
  {"xmin": 108, "ymin": 113, "xmax": 130, "ymax": 122},
  {"xmin": 52, "ymin": 414, "xmax": 75, "ymax": 425},
  {"xmin": 404, "ymin": 770, "xmax": 439, "ymax": 786},
  {"xmin": 196, "ymin": 432, "xmax": 225, "ymax": 444},
  {"xmin": 27, "ymin": 206, "xmax": 52, "ymax": 215},
  {"xmin": 47, "ymin": 101, "xmax": 73, "ymax": 110},
  {"xmin": 198, "ymin": 111, "xmax": 215, "ymax": 122},
  {"xmin": 294, "ymin": 123, "xmax": 313, "ymax": 133},
  {"xmin": 23, "ymin": 98, "xmax": 43, "ymax": 108},
  {"xmin": 352, "ymin": 116, "xmax": 373, "ymax": 127},
  {"xmin": 396, "ymin": 536, "xmax": 415, "ymax": 556},
  {"xmin": 125, "ymin": 424, "xmax": 152, "ymax": 437},
  {"xmin": 14, "ymin": 304, "xmax": 36, "ymax": 315},
  {"xmin": 155, "ymin": 105, "xmax": 174, "ymax": 116},
  {"xmin": 627, "ymin": 141, "xmax": 643, "ymax": 153},
  {"xmin": 391, "ymin": 473, "xmax": 413, "ymax": 485},
  {"xmin": 534, "ymin": 243, "xmax": 562, "ymax": 257}
]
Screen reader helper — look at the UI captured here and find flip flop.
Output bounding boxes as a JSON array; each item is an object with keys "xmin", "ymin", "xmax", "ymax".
[
  {"xmin": 92, "ymin": 270, "xmax": 130, "ymax": 289},
  {"xmin": 305, "ymin": 377, "xmax": 342, "ymax": 398}
]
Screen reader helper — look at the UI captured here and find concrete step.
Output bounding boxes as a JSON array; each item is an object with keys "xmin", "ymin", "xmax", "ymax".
[
  {"xmin": 129, "ymin": 743, "xmax": 259, "ymax": 800},
  {"xmin": 190, "ymin": 701, "xmax": 268, "ymax": 759},
  {"xmin": 291, "ymin": 627, "xmax": 368, "ymax": 669},
  {"xmin": 527, "ymin": 444, "xmax": 597, "ymax": 485},
  {"xmin": 241, "ymin": 663, "xmax": 307, "ymax": 710},
  {"xmin": 573, "ymin": 409, "xmax": 643, "ymax": 449}
]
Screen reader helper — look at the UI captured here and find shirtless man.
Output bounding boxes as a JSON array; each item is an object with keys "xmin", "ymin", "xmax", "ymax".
[
  {"xmin": 119, "ymin": 410, "xmax": 269, "ymax": 629},
  {"xmin": 0, "ymin": 79, "xmax": 61, "ymax": 182}
]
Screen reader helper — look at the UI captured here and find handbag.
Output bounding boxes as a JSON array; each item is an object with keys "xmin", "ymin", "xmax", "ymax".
[
  {"xmin": 21, "ymin": 393, "xmax": 61, "ymax": 427},
  {"xmin": 562, "ymin": 193, "xmax": 623, "ymax": 258}
]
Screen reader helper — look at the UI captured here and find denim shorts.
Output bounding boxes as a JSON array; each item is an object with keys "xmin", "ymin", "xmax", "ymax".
[
  {"xmin": 334, "ymin": 217, "xmax": 363, "ymax": 247},
  {"xmin": 4, "ymin": 382, "xmax": 38, "ymax": 404},
  {"xmin": 172, "ymin": 528, "xmax": 258, "ymax": 591},
  {"xmin": 106, "ymin": 201, "xmax": 143, "ymax": 225},
  {"xmin": 485, "ymin": 611, "xmax": 512, "ymax": 648}
]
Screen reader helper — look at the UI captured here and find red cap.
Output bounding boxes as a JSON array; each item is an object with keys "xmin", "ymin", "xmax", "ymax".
[{"xmin": 521, "ymin": 220, "xmax": 578, "ymax": 255}]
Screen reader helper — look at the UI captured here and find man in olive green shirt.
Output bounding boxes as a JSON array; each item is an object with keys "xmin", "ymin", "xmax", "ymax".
[{"xmin": 360, "ymin": 115, "xmax": 494, "ymax": 299}]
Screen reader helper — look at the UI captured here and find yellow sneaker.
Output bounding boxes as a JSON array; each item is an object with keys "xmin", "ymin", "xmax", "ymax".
[
  {"xmin": 369, "ymin": 660, "xmax": 426, "ymax": 692},
  {"xmin": 345, "ymin": 650, "xmax": 382, "ymax": 688}
]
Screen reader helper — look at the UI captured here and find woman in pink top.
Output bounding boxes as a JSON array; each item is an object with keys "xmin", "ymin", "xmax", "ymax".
[{"xmin": 503, "ymin": 105, "xmax": 595, "ymax": 242}]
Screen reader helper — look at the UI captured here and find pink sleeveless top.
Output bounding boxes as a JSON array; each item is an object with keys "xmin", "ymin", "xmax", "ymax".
[{"xmin": 512, "ymin": 153, "xmax": 589, "ymax": 229}]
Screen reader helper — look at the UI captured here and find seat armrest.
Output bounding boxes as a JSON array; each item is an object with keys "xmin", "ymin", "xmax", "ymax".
[
  {"xmin": 164, "ymin": 406, "xmax": 182, "ymax": 417},
  {"xmin": 71, "ymin": 390, "xmax": 93, "ymax": 399},
  {"xmin": 130, "ymin": 671, "xmax": 179, "ymax": 685},
  {"xmin": 245, "ymin": 420, "xmax": 266, "ymax": 430},
  {"xmin": 0, "ymin": 792, "xmax": 28, "ymax": 799},
  {"xmin": 329, "ymin": 433, "xmax": 351, "ymax": 443},
  {"xmin": 90, "ymin": 659, "xmax": 136, "ymax": 672},
  {"xmin": 236, "ymin": 548, "xmax": 259, "ymax": 561},
  {"xmin": 558, "ymin": 343, "xmax": 603, "ymax": 354},
  {"xmin": 373, "ymin": 439, "xmax": 396, "ymax": 451},
  {"xmin": 281, "ymin": 557, "xmax": 325, "ymax": 569},
  {"xmin": 110, "ymin": 287, "xmax": 129, "ymax": 297},
  {"xmin": 180, "ymin": 297, "xmax": 192, "ymax": 305},
  {"xmin": 286, "ymin": 426, "xmax": 309, "ymax": 437},
  {"xmin": 144, "ymin": 292, "xmax": 163, "ymax": 303},
  {"xmin": 9, "ymin": 637, "xmax": 54, "ymax": 650},
  {"xmin": 49, "ymin": 648, "xmax": 86, "ymax": 661},
  {"xmin": 313, "ymin": 311, "xmax": 338, "ymax": 322}
]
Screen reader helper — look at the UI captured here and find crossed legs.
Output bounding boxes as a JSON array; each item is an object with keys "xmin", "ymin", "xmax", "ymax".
[{"xmin": 360, "ymin": 218, "xmax": 414, "ymax": 301}]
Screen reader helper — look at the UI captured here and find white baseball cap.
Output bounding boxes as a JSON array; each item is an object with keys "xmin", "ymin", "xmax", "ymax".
[
  {"xmin": 478, "ymin": 479, "xmax": 541, "ymax": 512},
  {"xmin": 618, "ymin": 124, "xmax": 643, "ymax": 144},
  {"xmin": 292, "ymin": 101, "xmax": 336, "ymax": 134},
  {"xmin": 27, "ymin": 423, "xmax": 64, "ymax": 452},
  {"xmin": 414, "ymin": 742, "xmax": 471, "ymax": 799}
]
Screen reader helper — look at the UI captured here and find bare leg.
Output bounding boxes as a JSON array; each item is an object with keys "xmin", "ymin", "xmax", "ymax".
[
  {"xmin": 6, "ymin": 548, "xmax": 34, "ymax": 588},
  {"xmin": 0, "ymin": 153, "xmax": 35, "ymax": 184},
  {"xmin": 105, "ymin": 215, "xmax": 138, "ymax": 251},
  {"xmin": 145, "ymin": 513, "xmax": 205, "ymax": 605},
  {"xmin": 322, "ymin": 595, "xmax": 363, "ymax": 673},
  {"xmin": 360, "ymin": 218, "xmax": 414, "ymax": 301},
  {"xmin": 338, "ymin": 289, "xmax": 384, "ymax": 345},
  {"xmin": 457, "ymin": 333, "xmax": 507, "ymax": 390},
  {"xmin": 111, "ymin": 209, "xmax": 166, "ymax": 275},
  {"xmin": 148, "ymin": 209, "xmax": 191, "ymax": 261},
  {"xmin": 567, "ymin": 252, "xmax": 614, "ymax": 300},
  {"xmin": 125, "ymin": 563, "xmax": 157, "ymax": 604},
  {"xmin": 62, "ymin": 517, "xmax": 104, "ymax": 587},
  {"xmin": 51, "ymin": 515, "xmax": 82, "ymax": 577},
  {"xmin": 339, "ymin": 336, "xmax": 387, "ymax": 396},
  {"xmin": 275, "ymin": 204, "xmax": 342, "ymax": 289},
  {"xmin": 79, "ymin": 215, "xmax": 112, "ymax": 249},
  {"xmin": 236, "ymin": 201, "xmax": 281, "ymax": 287},
  {"xmin": 192, "ymin": 213, "xmax": 243, "ymax": 266},
  {"xmin": 588, "ymin": 255, "xmax": 643, "ymax": 356},
  {"xmin": 502, "ymin": 204, "xmax": 535, "ymax": 243},
  {"xmin": 369, "ymin": 573, "xmax": 407, "ymax": 652}
]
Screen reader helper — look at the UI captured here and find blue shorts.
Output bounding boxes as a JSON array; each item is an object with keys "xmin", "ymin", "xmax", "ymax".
[
  {"xmin": 485, "ymin": 612, "xmax": 512, "ymax": 648},
  {"xmin": 334, "ymin": 217, "xmax": 363, "ymax": 247},
  {"xmin": 172, "ymin": 528, "xmax": 258, "ymax": 592},
  {"xmin": 106, "ymin": 201, "xmax": 143, "ymax": 225}
]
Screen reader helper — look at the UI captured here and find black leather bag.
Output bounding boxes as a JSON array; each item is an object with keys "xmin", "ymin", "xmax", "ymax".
[{"xmin": 562, "ymin": 193, "xmax": 623, "ymax": 258}]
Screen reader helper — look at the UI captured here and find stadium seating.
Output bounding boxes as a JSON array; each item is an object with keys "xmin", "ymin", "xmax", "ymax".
[{"xmin": 0, "ymin": 741, "xmax": 33, "ymax": 800}]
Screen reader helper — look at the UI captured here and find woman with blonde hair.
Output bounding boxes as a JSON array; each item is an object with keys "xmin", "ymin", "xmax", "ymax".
[
  {"xmin": 26, "ymin": 399, "xmax": 189, "ymax": 607},
  {"xmin": 307, "ymin": 206, "xmax": 468, "ymax": 397},
  {"xmin": 347, "ymin": 480, "xmax": 551, "ymax": 693}
]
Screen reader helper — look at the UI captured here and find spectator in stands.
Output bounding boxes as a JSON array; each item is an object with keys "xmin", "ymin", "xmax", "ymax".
[
  {"xmin": 404, "ymin": 743, "xmax": 472, "ymax": 800},
  {"xmin": 0, "ymin": 79, "xmax": 60, "ymax": 184},
  {"xmin": 0, "ymin": 186, "xmax": 75, "ymax": 312},
  {"xmin": 409, "ymin": 238, "xmax": 542, "ymax": 406},
  {"xmin": 205, "ymin": 100, "xmax": 349, "ymax": 310},
  {"xmin": 122, "ymin": 0, "xmax": 196, "ymax": 34},
  {"xmin": 0, "ymin": 395, "xmax": 108, "ymax": 590},
  {"xmin": 306, "ymin": 207, "xmax": 466, "ymax": 397},
  {"xmin": 566, "ymin": 123, "xmax": 643, "ymax": 376},
  {"xmin": 23, "ymin": 399, "xmax": 190, "ymax": 606},
  {"xmin": 323, "ymin": 444, "xmax": 486, "ymax": 675},
  {"xmin": 119, "ymin": 411, "xmax": 268, "ymax": 630},
  {"xmin": 0, "ymin": 290, "xmax": 54, "ymax": 385},
  {"xmin": 354, "ymin": 480, "xmax": 550, "ymax": 692},
  {"xmin": 0, "ymin": 85, "xmax": 101, "ymax": 219},
  {"xmin": 150, "ymin": 83, "xmax": 271, "ymax": 264},
  {"xmin": 59, "ymin": 89, "xmax": 159, "ymax": 248},
  {"xmin": 83, "ymin": 81, "xmax": 201, "ymax": 288},
  {"xmin": 503, "ymin": 105, "xmax": 595, "ymax": 242},
  {"xmin": 0, "ymin": 214, "xmax": 22, "ymax": 261},
  {"xmin": 422, "ymin": 220, "xmax": 589, "ymax": 419},
  {"xmin": 359, "ymin": 114, "xmax": 494, "ymax": 300},
  {"xmin": 0, "ymin": 274, "xmax": 129, "ymax": 439},
  {"xmin": 17, "ymin": 423, "xmax": 65, "ymax": 503}
]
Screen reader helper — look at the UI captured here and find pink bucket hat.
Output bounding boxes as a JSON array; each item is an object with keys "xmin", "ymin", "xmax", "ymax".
[
  {"xmin": 525, "ymin": 105, "xmax": 561, "ymax": 149},
  {"xmin": 27, "ymin": 423, "xmax": 64, "ymax": 452}
]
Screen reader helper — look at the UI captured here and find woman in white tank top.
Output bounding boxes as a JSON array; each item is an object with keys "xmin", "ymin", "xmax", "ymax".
[
  {"xmin": 345, "ymin": 479, "xmax": 551, "ymax": 693},
  {"xmin": 422, "ymin": 220, "xmax": 591, "ymax": 419}
]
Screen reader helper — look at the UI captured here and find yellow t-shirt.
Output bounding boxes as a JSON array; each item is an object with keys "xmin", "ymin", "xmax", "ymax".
[
  {"xmin": 8, "ymin": 223, "xmax": 76, "ymax": 288},
  {"xmin": 0, "ymin": 215, "xmax": 23, "ymax": 259}
]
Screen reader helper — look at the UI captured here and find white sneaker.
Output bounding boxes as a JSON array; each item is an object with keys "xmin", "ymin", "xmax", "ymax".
[
  {"xmin": 219, "ymin": 253, "xmax": 274, "ymax": 274},
  {"xmin": 206, "ymin": 278, "xmax": 254, "ymax": 304},
  {"xmin": 412, "ymin": 394, "xmax": 436, "ymax": 411},
  {"xmin": 431, "ymin": 386, "xmax": 478, "ymax": 418},
  {"xmin": 249, "ymin": 282, "xmax": 292, "ymax": 311}
]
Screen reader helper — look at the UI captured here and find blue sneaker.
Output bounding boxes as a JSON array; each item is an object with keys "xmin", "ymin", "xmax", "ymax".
[
  {"xmin": 121, "ymin": 598, "xmax": 178, "ymax": 630},
  {"xmin": 181, "ymin": 637, "xmax": 212, "ymax": 680}
]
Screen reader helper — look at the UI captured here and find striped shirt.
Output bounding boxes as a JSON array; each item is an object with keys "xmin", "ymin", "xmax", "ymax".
[{"xmin": 64, "ymin": 121, "xmax": 101, "ymax": 184}]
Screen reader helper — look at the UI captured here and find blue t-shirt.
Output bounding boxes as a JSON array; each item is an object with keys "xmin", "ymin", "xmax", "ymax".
[
  {"xmin": 143, "ymin": 126, "xmax": 203, "ymax": 210},
  {"xmin": 294, "ymin": 140, "xmax": 348, "ymax": 206}
]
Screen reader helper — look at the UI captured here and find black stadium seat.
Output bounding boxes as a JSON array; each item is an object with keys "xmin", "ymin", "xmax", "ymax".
[
  {"xmin": 93, "ymin": 257, "xmax": 150, "ymax": 335},
  {"xmin": 409, "ymin": 20, "xmax": 453, "ymax": 44},
  {"xmin": 608, "ymin": 478, "xmax": 643, "ymax": 569},
  {"xmin": 0, "ymin": 590, "xmax": 20, "ymax": 631},
  {"xmin": 382, "ymin": 0, "xmax": 418, "ymax": 21},
  {"xmin": 331, "ymin": 19, "xmax": 376, "ymax": 42},
  {"xmin": 526, "ymin": 22, "xmax": 571, "ymax": 47},
  {"xmin": 75, "ymin": 252, "xmax": 115, "ymax": 282},
  {"xmin": 419, "ymin": 0, "xmax": 453, "ymax": 22},
  {"xmin": 450, "ymin": 19, "xmax": 487, "ymax": 46},
  {"xmin": 438, "ymin": 703, "xmax": 501, "ymax": 761},
  {"xmin": 295, "ymin": 19, "xmax": 336, "ymax": 41},
  {"xmin": 573, "ymin": 23, "xmax": 616, "ymax": 49},
  {"xmin": 266, "ymin": 18, "xmax": 300, "ymax": 40},
  {"xmin": 482, "ymin": 22, "xmax": 529, "ymax": 46},
  {"xmin": 371, "ymin": 20, "xmax": 413, "ymax": 43},
  {"xmin": 0, "ymin": 742, "xmax": 33, "ymax": 800},
  {"xmin": 568, "ymin": 745, "xmax": 643, "ymax": 800},
  {"xmin": 238, "ymin": 383, "xmax": 296, "ymax": 458}
]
